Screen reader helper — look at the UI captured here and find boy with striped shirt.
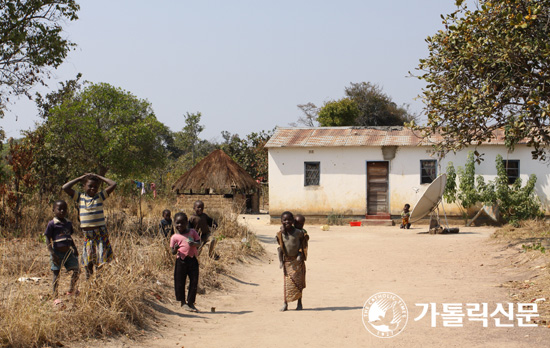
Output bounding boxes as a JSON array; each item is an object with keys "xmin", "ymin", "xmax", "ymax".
[{"xmin": 63, "ymin": 173, "xmax": 117, "ymax": 278}]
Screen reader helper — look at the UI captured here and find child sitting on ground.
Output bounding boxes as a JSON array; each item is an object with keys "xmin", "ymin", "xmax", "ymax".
[
  {"xmin": 401, "ymin": 203, "xmax": 411, "ymax": 229},
  {"xmin": 44, "ymin": 200, "xmax": 80, "ymax": 297},
  {"xmin": 159, "ymin": 209, "xmax": 174, "ymax": 237},
  {"xmin": 170, "ymin": 212, "xmax": 201, "ymax": 312}
]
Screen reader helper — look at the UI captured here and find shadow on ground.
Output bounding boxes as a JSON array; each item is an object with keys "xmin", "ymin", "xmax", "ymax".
[
  {"xmin": 222, "ymin": 274, "xmax": 259, "ymax": 286},
  {"xmin": 256, "ymin": 234, "xmax": 277, "ymax": 244},
  {"xmin": 149, "ymin": 301, "xmax": 208, "ymax": 319},
  {"xmin": 302, "ymin": 306, "xmax": 363, "ymax": 312}
]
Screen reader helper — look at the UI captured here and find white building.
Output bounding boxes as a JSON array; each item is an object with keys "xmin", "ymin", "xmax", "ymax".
[{"xmin": 265, "ymin": 126, "xmax": 550, "ymax": 220}]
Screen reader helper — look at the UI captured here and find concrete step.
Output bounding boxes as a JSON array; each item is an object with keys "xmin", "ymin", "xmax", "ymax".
[
  {"xmin": 361, "ymin": 219, "xmax": 394, "ymax": 227},
  {"xmin": 364, "ymin": 214, "xmax": 391, "ymax": 220}
]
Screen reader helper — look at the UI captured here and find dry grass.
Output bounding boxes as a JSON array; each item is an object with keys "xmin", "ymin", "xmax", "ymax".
[
  {"xmin": 492, "ymin": 220, "xmax": 550, "ymax": 326},
  {"xmin": 0, "ymin": 194, "xmax": 263, "ymax": 347},
  {"xmin": 492, "ymin": 220, "xmax": 550, "ymax": 242}
]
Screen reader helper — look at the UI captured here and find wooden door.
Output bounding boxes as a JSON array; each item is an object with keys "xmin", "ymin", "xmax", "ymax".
[{"xmin": 367, "ymin": 161, "xmax": 389, "ymax": 215}]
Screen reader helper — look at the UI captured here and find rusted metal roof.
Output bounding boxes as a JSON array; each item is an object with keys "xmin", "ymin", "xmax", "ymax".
[{"xmin": 264, "ymin": 126, "xmax": 517, "ymax": 148}]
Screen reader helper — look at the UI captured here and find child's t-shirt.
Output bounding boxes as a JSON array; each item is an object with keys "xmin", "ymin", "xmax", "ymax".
[
  {"xmin": 72, "ymin": 190, "xmax": 109, "ymax": 228},
  {"xmin": 170, "ymin": 229, "xmax": 200, "ymax": 259},
  {"xmin": 159, "ymin": 218, "xmax": 174, "ymax": 237},
  {"xmin": 44, "ymin": 218, "xmax": 74, "ymax": 249}
]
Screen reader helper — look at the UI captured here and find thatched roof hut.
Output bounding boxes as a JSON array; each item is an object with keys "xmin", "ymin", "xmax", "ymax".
[{"xmin": 171, "ymin": 149, "xmax": 260, "ymax": 194}]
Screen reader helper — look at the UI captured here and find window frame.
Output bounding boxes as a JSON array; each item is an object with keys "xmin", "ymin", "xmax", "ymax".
[
  {"xmin": 420, "ymin": 159, "xmax": 437, "ymax": 184},
  {"xmin": 304, "ymin": 161, "xmax": 320, "ymax": 186},
  {"xmin": 502, "ymin": 159, "xmax": 520, "ymax": 184}
]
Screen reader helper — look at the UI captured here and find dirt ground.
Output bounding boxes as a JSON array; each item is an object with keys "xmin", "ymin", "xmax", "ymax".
[{"xmin": 83, "ymin": 215, "xmax": 550, "ymax": 348}]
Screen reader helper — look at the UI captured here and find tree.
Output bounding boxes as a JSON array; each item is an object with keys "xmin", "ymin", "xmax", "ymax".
[
  {"xmin": 317, "ymin": 98, "xmax": 359, "ymax": 126},
  {"xmin": 0, "ymin": 0, "xmax": 79, "ymax": 117},
  {"xmin": 415, "ymin": 0, "xmax": 550, "ymax": 160},
  {"xmin": 174, "ymin": 112, "xmax": 205, "ymax": 166},
  {"xmin": 11, "ymin": 74, "xmax": 85, "ymax": 194},
  {"xmin": 3, "ymin": 136, "xmax": 38, "ymax": 229},
  {"xmin": 493, "ymin": 154, "xmax": 543, "ymax": 225},
  {"xmin": 44, "ymin": 82, "xmax": 169, "ymax": 178},
  {"xmin": 291, "ymin": 103, "xmax": 319, "ymax": 127},
  {"xmin": 35, "ymin": 73, "xmax": 82, "ymax": 119},
  {"xmin": 297, "ymin": 82, "xmax": 415, "ymax": 127},
  {"xmin": 443, "ymin": 152, "xmax": 543, "ymax": 225},
  {"xmin": 220, "ymin": 129, "xmax": 273, "ymax": 180},
  {"xmin": 344, "ymin": 82, "xmax": 416, "ymax": 126}
]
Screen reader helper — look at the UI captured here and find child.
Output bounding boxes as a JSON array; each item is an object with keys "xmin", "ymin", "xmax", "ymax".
[
  {"xmin": 170, "ymin": 212, "xmax": 201, "ymax": 312},
  {"xmin": 188, "ymin": 200, "xmax": 218, "ymax": 259},
  {"xmin": 294, "ymin": 214, "xmax": 308, "ymax": 235},
  {"xmin": 282, "ymin": 213, "xmax": 309, "ymax": 247},
  {"xmin": 276, "ymin": 211, "xmax": 309, "ymax": 311},
  {"xmin": 159, "ymin": 209, "xmax": 174, "ymax": 237},
  {"xmin": 62, "ymin": 173, "xmax": 117, "ymax": 278},
  {"xmin": 44, "ymin": 200, "xmax": 80, "ymax": 297},
  {"xmin": 401, "ymin": 203, "xmax": 411, "ymax": 229}
]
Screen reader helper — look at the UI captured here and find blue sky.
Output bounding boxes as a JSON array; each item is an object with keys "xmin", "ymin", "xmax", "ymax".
[{"xmin": 2, "ymin": 0, "xmax": 466, "ymax": 141}]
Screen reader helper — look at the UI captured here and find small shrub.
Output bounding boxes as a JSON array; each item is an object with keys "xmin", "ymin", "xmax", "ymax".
[
  {"xmin": 327, "ymin": 211, "xmax": 345, "ymax": 225},
  {"xmin": 521, "ymin": 242, "xmax": 546, "ymax": 253}
]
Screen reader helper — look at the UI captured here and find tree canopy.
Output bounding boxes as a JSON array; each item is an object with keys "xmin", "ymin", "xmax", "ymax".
[
  {"xmin": 317, "ymin": 98, "xmax": 359, "ymax": 127},
  {"xmin": 43, "ymin": 82, "xmax": 169, "ymax": 178},
  {"xmin": 292, "ymin": 103, "xmax": 319, "ymax": 127},
  {"xmin": 220, "ymin": 129, "xmax": 272, "ymax": 181},
  {"xmin": 296, "ymin": 82, "xmax": 415, "ymax": 127},
  {"xmin": 0, "ymin": 0, "xmax": 79, "ymax": 117},
  {"xmin": 415, "ymin": 0, "xmax": 550, "ymax": 160},
  {"xmin": 344, "ymin": 82, "xmax": 415, "ymax": 126},
  {"xmin": 174, "ymin": 112, "xmax": 205, "ymax": 166}
]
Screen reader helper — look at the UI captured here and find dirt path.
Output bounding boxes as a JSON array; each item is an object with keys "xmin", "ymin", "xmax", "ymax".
[{"xmin": 95, "ymin": 216, "xmax": 549, "ymax": 348}]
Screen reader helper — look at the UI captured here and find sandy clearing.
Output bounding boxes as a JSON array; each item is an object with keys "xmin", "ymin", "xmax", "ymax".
[{"xmin": 89, "ymin": 215, "xmax": 550, "ymax": 348}]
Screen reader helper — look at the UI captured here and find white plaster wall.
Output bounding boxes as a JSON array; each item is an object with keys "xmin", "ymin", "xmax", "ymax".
[
  {"xmin": 268, "ymin": 144, "xmax": 550, "ymax": 217},
  {"xmin": 268, "ymin": 147, "xmax": 382, "ymax": 216}
]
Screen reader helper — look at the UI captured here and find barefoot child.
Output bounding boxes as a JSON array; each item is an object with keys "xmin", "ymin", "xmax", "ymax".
[
  {"xmin": 44, "ymin": 200, "xmax": 80, "ymax": 297},
  {"xmin": 170, "ymin": 212, "xmax": 201, "ymax": 312},
  {"xmin": 189, "ymin": 200, "xmax": 218, "ymax": 259},
  {"xmin": 401, "ymin": 203, "xmax": 411, "ymax": 229},
  {"xmin": 159, "ymin": 209, "xmax": 174, "ymax": 237},
  {"xmin": 276, "ymin": 211, "xmax": 309, "ymax": 311},
  {"xmin": 63, "ymin": 173, "xmax": 117, "ymax": 278}
]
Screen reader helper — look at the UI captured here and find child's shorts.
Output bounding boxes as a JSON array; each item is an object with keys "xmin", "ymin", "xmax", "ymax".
[{"xmin": 51, "ymin": 249, "xmax": 80, "ymax": 271}]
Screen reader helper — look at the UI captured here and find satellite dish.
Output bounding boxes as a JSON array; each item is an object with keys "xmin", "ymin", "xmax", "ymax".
[{"xmin": 409, "ymin": 174, "xmax": 447, "ymax": 223}]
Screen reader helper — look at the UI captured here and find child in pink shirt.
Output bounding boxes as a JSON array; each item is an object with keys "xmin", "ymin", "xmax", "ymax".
[{"xmin": 170, "ymin": 212, "xmax": 201, "ymax": 312}]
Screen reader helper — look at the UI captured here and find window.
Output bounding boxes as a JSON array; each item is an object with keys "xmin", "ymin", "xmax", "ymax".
[
  {"xmin": 304, "ymin": 162, "xmax": 320, "ymax": 186},
  {"xmin": 420, "ymin": 160, "xmax": 437, "ymax": 184},
  {"xmin": 502, "ymin": 160, "xmax": 519, "ymax": 184}
]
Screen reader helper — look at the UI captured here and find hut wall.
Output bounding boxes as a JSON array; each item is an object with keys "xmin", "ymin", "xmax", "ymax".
[{"xmin": 176, "ymin": 194, "xmax": 249, "ymax": 214}]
